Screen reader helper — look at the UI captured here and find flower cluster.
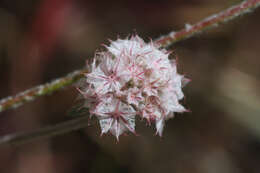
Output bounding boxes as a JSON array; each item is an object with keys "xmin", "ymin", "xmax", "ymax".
[{"xmin": 78, "ymin": 35, "xmax": 188, "ymax": 140}]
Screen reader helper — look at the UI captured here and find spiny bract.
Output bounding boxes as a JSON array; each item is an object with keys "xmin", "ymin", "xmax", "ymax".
[{"xmin": 78, "ymin": 35, "xmax": 188, "ymax": 140}]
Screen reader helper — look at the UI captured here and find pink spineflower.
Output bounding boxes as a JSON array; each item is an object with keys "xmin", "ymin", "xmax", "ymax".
[
  {"xmin": 92, "ymin": 96, "xmax": 136, "ymax": 141},
  {"xmin": 78, "ymin": 35, "xmax": 189, "ymax": 140},
  {"xmin": 86, "ymin": 52, "xmax": 125, "ymax": 95}
]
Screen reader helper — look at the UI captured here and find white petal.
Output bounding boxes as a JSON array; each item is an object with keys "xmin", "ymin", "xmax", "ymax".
[
  {"xmin": 122, "ymin": 115, "xmax": 135, "ymax": 133},
  {"xmin": 99, "ymin": 118, "xmax": 113, "ymax": 134},
  {"xmin": 156, "ymin": 118, "xmax": 165, "ymax": 136},
  {"xmin": 110, "ymin": 120, "xmax": 125, "ymax": 141}
]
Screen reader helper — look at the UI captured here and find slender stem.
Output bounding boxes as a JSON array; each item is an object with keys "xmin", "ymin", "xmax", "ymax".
[
  {"xmin": 0, "ymin": 116, "xmax": 89, "ymax": 146},
  {"xmin": 0, "ymin": 69, "xmax": 88, "ymax": 113},
  {"xmin": 156, "ymin": 0, "xmax": 260, "ymax": 47},
  {"xmin": 0, "ymin": 0, "xmax": 259, "ymax": 146}
]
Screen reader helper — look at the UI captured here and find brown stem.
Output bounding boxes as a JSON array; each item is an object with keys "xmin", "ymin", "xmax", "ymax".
[
  {"xmin": 0, "ymin": 116, "xmax": 89, "ymax": 146},
  {"xmin": 155, "ymin": 0, "xmax": 260, "ymax": 46}
]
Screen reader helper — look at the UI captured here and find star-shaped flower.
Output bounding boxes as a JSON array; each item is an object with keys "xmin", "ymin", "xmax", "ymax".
[{"xmin": 93, "ymin": 97, "xmax": 136, "ymax": 140}]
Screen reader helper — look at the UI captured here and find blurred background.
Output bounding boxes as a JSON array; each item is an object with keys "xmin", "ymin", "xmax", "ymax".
[{"xmin": 0, "ymin": 0, "xmax": 260, "ymax": 172}]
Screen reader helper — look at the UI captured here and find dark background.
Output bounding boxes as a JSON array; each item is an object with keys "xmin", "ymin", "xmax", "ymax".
[{"xmin": 0, "ymin": 0, "xmax": 260, "ymax": 172}]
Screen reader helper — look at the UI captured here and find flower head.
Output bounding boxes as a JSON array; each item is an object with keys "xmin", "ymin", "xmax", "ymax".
[{"xmin": 78, "ymin": 35, "xmax": 189, "ymax": 140}]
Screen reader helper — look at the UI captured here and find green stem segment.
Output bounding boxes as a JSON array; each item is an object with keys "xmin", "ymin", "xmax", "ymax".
[{"xmin": 0, "ymin": 69, "xmax": 88, "ymax": 113}]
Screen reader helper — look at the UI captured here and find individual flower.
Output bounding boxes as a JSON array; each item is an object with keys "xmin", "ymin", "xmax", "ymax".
[
  {"xmin": 93, "ymin": 96, "xmax": 136, "ymax": 140},
  {"xmin": 78, "ymin": 35, "xmax": 189, "ymax": 140}
]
